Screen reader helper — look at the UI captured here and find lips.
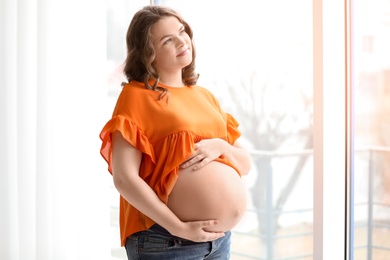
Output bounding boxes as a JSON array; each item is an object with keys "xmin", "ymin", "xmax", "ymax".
[{"xmin": 177, "ymin": 48, "xmax": 189, "ymax": 57}]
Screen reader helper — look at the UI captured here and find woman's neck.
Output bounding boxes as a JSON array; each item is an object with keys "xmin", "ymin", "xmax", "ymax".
[{"xmin": 158, "ymin": 71, "xmax": 184, "ymax": 88}]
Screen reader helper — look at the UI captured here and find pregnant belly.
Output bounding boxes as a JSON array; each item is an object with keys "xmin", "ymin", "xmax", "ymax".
[{"xmin": 167, "ymin": 161, "xmax": 246, "ymax": 232}]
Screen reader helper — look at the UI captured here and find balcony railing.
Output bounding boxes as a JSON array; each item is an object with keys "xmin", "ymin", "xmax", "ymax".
[{"xmin": 231, "ymin": 147, "xmax": 390, "ymax": 260}]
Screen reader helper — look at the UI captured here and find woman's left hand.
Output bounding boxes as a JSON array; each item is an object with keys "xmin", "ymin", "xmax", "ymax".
[{"xmin": 180, "ymin": 138, "xmax": 224, "ymax": 170}]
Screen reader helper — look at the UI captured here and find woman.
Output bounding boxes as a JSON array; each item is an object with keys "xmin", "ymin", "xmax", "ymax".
[{"xmin": 100, "ymin": 5, "xmax": 251, "ymax": 259}]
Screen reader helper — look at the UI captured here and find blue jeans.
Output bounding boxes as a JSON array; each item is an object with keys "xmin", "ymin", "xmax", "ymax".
[{"xmin": 125, "ymin": 224, "xmax": 231, "ymax": 260}]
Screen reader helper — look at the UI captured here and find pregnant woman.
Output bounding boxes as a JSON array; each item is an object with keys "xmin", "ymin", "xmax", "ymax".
[{"xmin": 99, "ymin": 5, "xmax": 251, "ymax": 260}]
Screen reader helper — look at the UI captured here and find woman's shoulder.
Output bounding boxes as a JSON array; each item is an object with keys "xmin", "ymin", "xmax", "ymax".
[
  {"xmin": 113, "ymin": 81, "xmax": 158, "ymax": 115},
  {"xmin": 118, "ymin": 81, "xmax": 159, "ymax": 100},
  {"xmin": 121, "ymin": 80, "xmax": 147, "ymax": 93},
  {"xmin": 186, "ymin": 84, "xmax": 214, "ymax": 97},
  {"xmin": 190, "ymin": 84, "xmax": 219, "ymax": 103}
]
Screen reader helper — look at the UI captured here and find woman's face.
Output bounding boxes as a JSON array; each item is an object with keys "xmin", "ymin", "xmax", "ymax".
[{"xmin": 151, "ymin": 16, "xmax": 192, "ymax": 76}]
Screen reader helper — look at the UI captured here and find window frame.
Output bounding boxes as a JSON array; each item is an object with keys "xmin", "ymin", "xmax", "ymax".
[{"xmin": 313, "ymin": 0, "xmax": 353, "ymax": 259}]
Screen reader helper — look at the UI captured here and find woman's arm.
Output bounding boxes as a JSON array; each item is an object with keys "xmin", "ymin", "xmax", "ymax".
[
  {"xmin": 222, "ymin": 139, "xmax": 252, "ymax": 175},
  {"xmin": 180, "ymin": 138, "xmax": 252, "ymax": 175},
  {"xmin": 111, "ymin": 131, "xmax": 225, "ymax": 242}
]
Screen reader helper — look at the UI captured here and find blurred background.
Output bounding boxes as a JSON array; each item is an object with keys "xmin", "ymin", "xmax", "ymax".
[{"xmin": 1, "ymin": 0, "xmax": 389, "ymax": 259}]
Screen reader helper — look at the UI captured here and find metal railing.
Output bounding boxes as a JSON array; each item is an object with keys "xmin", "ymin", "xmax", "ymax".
[
  {"xmin": 231, "ymin": 147, "xmax": 390, "ymax": 260},
  {"xmin": 355, "ymin": 147, "xmax": 390, "ymax": 260}
]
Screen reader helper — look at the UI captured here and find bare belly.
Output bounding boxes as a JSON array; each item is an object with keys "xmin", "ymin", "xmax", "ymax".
[{"xmin": 167, "ymin": 161, "xmax": 246, "ymax": 232}]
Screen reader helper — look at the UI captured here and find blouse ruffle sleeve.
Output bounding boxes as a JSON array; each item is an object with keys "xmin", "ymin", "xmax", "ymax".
[
  {"xmin": 99, "ymin": 114, "xmax": 156, "ymax": 174},
  {"xmin": 226, "ymin": 113, "xmax": 241, "ymax": 144}
]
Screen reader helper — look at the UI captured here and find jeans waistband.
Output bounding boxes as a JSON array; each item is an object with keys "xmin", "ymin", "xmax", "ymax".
[
  {"xmin": 149, "ymin": 224, "xmax": 171, "ymax": 235},
  {"xmin": 149, "ymin": 224, "xmax": 206, "ymax": 245}
]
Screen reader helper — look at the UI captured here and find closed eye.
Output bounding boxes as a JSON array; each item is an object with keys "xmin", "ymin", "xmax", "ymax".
[
  {"xmin": 163, "ymin": 38, "xmax": 172, "ymax": 45},
  {"xmin": 160, "ymin": 25, "xmax": 186, "ymax": 45}
]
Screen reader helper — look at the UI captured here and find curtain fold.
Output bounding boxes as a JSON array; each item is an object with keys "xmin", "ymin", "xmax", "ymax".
[
  {"xmin": 0, "ymin": 0, "xmax": 111, "ymax": 259},
  {"xmin": 1, "ymin": 0, "xmax": 20, "ymax": 259}
]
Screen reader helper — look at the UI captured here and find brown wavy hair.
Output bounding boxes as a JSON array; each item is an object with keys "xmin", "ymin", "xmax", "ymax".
[{"xmin": 123, "ymin": 5, "xmax": 199, "ymax": 101}]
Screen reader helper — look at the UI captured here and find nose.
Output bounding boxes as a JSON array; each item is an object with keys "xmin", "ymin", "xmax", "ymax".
[{"xmin": 175, "ymin": 35, "xmax": 186, "ymax": 47}]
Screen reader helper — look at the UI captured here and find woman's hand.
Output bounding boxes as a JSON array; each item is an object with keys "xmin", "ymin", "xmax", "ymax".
[
  {"xmin": 180, "ymin": 138, "xmax": 252, "ymax": 175},
  {"xmin": 169, "ymin": 219, "xmax": 225, "ymax": 242},
  {"xmin": 180, "ymin": 138, "xmax": 224, "ymax": 170}
]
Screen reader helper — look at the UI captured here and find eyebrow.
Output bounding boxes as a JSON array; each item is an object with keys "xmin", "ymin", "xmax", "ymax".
[{"xmin": 160, "ymin": 24, "xmax": 185, "ymax": 42}]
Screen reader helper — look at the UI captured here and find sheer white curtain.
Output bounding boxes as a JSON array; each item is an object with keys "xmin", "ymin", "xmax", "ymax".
[{"xmin": 0, "ymin": 0, "xmax": 112, "ymax": 259}]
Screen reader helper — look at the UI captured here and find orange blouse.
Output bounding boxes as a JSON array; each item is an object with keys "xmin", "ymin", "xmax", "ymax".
[{"xmin": 99, "ymin": 80, "xmax": 242, "ymax": 246}]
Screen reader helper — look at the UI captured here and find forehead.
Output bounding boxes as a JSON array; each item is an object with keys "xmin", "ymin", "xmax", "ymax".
[{"xmin": 151, "ymin": 16, "xmax": 182, "ymax": 39}]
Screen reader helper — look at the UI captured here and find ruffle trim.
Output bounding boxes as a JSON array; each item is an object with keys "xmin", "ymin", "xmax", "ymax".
[
  {"xmin": 226, "ymin": 113, "xmax": 241, "ymax": 143},
  {"xmin": 99, "ymin": 115, "xmax": 156, "ymax": 174}
]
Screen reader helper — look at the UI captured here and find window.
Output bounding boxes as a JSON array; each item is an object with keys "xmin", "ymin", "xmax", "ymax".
[{"xmin": 353, "ymin": 0, "xmax": 390, "ymax": 259}]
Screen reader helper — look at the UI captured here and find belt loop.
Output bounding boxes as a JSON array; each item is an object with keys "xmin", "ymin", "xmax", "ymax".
[{"xmin": 174, "ymin": 239, "xmax": 182, "ymax": 246}]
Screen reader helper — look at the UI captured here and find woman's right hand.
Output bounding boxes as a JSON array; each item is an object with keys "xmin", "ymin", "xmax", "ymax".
[{"xmin": 169, "ymin": 220, "xmax": 225, "ymax": 242}]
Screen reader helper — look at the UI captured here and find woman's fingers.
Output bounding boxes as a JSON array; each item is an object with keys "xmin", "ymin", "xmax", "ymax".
[{"xmin": 181, "ymin": 220, "xmax": 225, "ymax": 242}]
